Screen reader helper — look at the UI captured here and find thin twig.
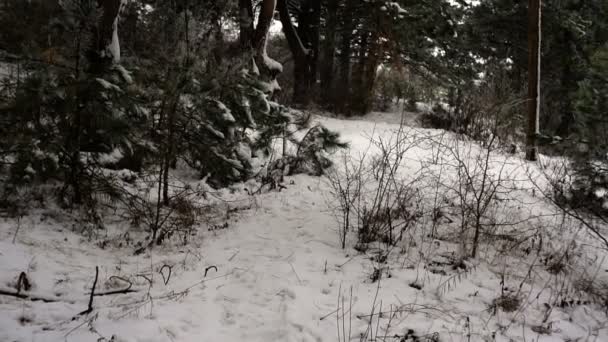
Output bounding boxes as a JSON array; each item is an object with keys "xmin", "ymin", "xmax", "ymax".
[
  {"xmin": 78, "ymin": 266, "xmax": 99, "ymax": 316},
  {"xmin": 289, "ymin": 262, "xmax": 302, "ymax": 285}
]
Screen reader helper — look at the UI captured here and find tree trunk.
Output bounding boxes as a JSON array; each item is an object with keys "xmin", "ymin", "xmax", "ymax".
[
  {"xmin": 89, "ymin": 0, "xmax": 124, "ymax": 72},
  {"xmin": 526, "ymin": 0, "xmax": 541, "ymax": 161},
  {"xmin": 351, "ymin": 29, "xmax": 369, "ymax": 114},
  {"xmin": 292, "ymin": 0, "xmax": 320, "ymax": 106},
  {"xmin": 361, "ymin": 28, "xmax": 381, "ymax": 114},
  {"xmin": 239, "ymin": 0, "xmax": 254, "ymax": 49},
  {"xmin": 163, "ymin": 95, "xmax": 178, "ymax": 206},
  {"xmin": 253, "ymin": 0, "xmax": 276, "ymax": 52},
  {"xmin": 319, "ymin": 0, "xmax": 339, "ymax": 107},
  {"xmin": 278, "ymin": 0, "xmax": 320, "ymax": 106},
  {"xmin": 556, "ymin": 29, "xmax": 574, "ymax": 137},
  {"xmin": 336, "ymin": 23, "xmax": 352, "ymax": 114}
]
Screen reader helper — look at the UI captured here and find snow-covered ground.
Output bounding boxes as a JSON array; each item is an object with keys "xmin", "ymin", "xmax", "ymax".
[{"xmin": 1, "ymin": 113, "xmax": 607, "ymax": 342}]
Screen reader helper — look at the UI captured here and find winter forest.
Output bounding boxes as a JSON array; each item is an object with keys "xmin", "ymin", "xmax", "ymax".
[{"xmin": 1, "ymin": 0, "xmax": 608, "ymax": 341}]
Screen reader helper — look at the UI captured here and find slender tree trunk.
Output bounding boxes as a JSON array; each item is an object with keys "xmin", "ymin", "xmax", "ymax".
[
  {"xmin": 278, "ymin": 0, "xmax": 320, "ymax": 106},
  {"xmin": 292, "ymin": 0, "xmax": 320, "ymax": 106},
  {"xmin": 320, "ymin": 0, "xmax": 339, "ymax": 106},
  {"xmin": 336, "ymin": 25, "xmax": 352, "ymax": 114},
  {"xmin": 253, "ymin": 0, "xmax": 276, "ymax": 52},
  {"xmin": 239, "ymin": 0, "xmax": 254, "ymax": 49},
  {"xmin": 351, "ymin": 30, "xmax": 369, "ymax": 114},
  {"xmin": 90, "ymin": 0, "xmax": 124, "ymax": 72},
  {"xmin": 526, "ymin": 0, "xmax": 541, "ymax": 161},
  {"xmin": 361, "ymin": 29, "xmax": 381, "ymax": 114},
  {"xmin": 556, "ymin": 29, "xmax": 573, "ymax": 137},
  {"xmin": 308, "ymin": 0, "xmax": 321, "ymax": 98},
  {"xmin": 163, "ymin": 95, "xmax": 178, "ymax": 206}
]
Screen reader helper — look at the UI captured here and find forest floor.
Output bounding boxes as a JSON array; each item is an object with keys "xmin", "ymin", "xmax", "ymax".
[{"xmin": 1, "ymin": 110, "xmax": 608, "ymax": 342}]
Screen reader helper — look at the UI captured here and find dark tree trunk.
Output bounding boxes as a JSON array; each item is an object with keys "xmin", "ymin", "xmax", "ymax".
[
  {"xmin": 319, "ymin": 0, "xmax": 339, "ymax": 107},
  {"xmin": 526, "ymin": 0, "xmax": 541, "ymax": 161},
  {"xmin": 361, "ymin": 32, "xmax": 380, "ymax": 114},
  {"xmin": 335, "ymin": 14, "xmax": 353, "ymax": 114},
  {"xmin": 556, "ymin": 29, "xmax": 574, "ymax": 137},
  {"xmin": 351, "ymin": 30, "xmax": 370, "ymax": 114},
  {"xmin": 239, "ymin": 0, "xmax": 254, "ymax": 49},
  {"xmin": 278, "ymin": 0, "xmax": 320, "ymax": 107},
  {"xmin": 292, "ymin": 0, "xmax": 320, "ymax": 106},
  {"xmin": 89, "ymin": 0, "xmax": 123, "ymax": 72},
  {"xmin": 253, "ymin": 0, "xmax": 276, "ymax": 52}
]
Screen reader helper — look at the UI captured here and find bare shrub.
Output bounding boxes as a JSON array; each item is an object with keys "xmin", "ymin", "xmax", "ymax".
[
  {"xmin": 117, "ymin": 172, "xmax": 211, "ymax": 252},
  {"xmin": 421, "ymin": 69, "xmax": 525, "ymax": 150},
  {"xmin": 326, "ymin": 120, "xmax": 424, "ymax": 250},
  {"xmin": 326, "ymin": 151, "xmax": 368, "ymax": 249},
  {"xmin": 533, "ymin": 157, "xmax": 608, "ymax": 251},
  {"xmin": 429, "ymin": 134, "xmax": 513, "ymax": 258},
  {"xmin": 491, "ymin": 293, "xmax": 521, "ymax": 313}
]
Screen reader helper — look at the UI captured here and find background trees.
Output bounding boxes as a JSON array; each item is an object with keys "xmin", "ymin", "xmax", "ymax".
[
  {"xmin": 0, "ymin": 0, "xmax": 606, "ymax": 212},
  {"xmin": 0, "ymin": 0, "xmax": 344, "ymax": 213}
]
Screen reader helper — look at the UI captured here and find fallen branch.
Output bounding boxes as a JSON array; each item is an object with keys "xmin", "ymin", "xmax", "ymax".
[
  {"xmin": 0, "ymin": 288, "xmax": 71, "ymax": 303},
  {"xmin": 204, "ymin": 265, "xmax": 218, "ymax": 277},
  {"xmin": 159, "ymin": 265, "xmax": 172, "ymax": 285},
  {"xmin": 78, "ymin": 266, "xmax": 99, "ymax": 316},
  {"xmin": 93, "ymin": 276, "xmax": 137, "ymax": 296},
  {"xmin": 94, "ymin": 288, "xmax": 138, "ymax": 296},
  {"xmin": 17, "ymin": 272, "xmax": 31, "ymax": 293}
]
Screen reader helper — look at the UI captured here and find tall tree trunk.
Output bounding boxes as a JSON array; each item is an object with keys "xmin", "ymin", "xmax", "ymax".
[
  {"xmin": 526, "ymin": 0, "xmax": 541, "ymax": 161},
  {"xmin": 351, "ymin": 29, "xmax": 370, "ymax": 114},
  {"xmin": 336, "ymin": 22, "xmax": 352, "ymax": 114},
  {"xmin": 278, "ymin": 0, "xmax": 320, "ymax": 106},
  {"xmin": 163, "ymin": 93, "xmax": 179, "ymax": 206},
  {"xmin": 239, "ymin": 0, "xmax": 254, "ymax": 49},
  {"xmin": 360, "ymin": 22, "xmax": 382, "ymax": 115},
  {"xmin": 320, "ymin": 0, "xmax": 339, "ymax": 107},
  {"xmin": 90, "ymin": 0, "xmax": 124, "ymax": 72},
  {"xmin": 253, "ymin": 0, "xmax": 276, "ymax": 52},
  {"xmin": 556, "ymin": 29, "xmax": 574, "ymax": 137},
  {"xmin": 251, "ymin": 0, "xmax": 281, "ymax": 81},
  {"xmin": 292, "ymin": 0, "xmax": 320, "ymax": 106}
]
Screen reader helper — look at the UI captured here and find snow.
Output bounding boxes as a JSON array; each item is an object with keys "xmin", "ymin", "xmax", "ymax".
[
  {"xmin": 96, "ymin": 78, "xmax": 122, "ymax": 92},
  {"xmin": 204, "ymin": 123, "xmax": 225, "ymax": 139},
  {"xmin": 242, "ymin": 96, "xmax": 256, "ymax": 128},
  {"xmin": 260, "ymin": 79, "xmax": 282, "ymax": 93},
  {"xmin": 1, "ymin": 111, "xmax": 608, "ymax": 342},
  {"xmin": 216, "ymin": 101, "xmax": 236, "ymax": 123},
  {"xmin": 100, "ymin": 0, "xmax": 127, "ymax": 63},
  {"xmin": 114, "ymin": 64, "xmax": 133, "ymax": 84},
  {"xmin": 102, "ymin": 17, "xmax": 121, "ymax": 63},
  {"xmin": 262, "ymin": 52, "xmax": 283, "ymax": 74},
  {"xmin": 97, "ymin": 148, "xmax": 124, "ymax": 165},
  {"xmin": 385, "ymin": 2, "xmax": 408, "ymax": 15}
]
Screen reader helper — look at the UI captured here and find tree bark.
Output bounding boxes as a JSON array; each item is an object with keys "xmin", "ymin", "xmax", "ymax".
[
  {"xmin": 293, "ymin": 0, "xmax": 320, "ymax": 106},
  {"xmin": 89, "ymin": 0, "xmax": 123, "ymax": 72},
  {"xmin": 253, "ymin": 0, "xmax": 277, "ymax": 52},
  {"xmin": 278, "ymin": 0, "xmax": 320, "ymax": 106},
  {"xmin": 320, "ymin": 0, "xmax": 339, "ymax": 106},
  {"xmin": 239, "ymin": 0, "xmax": 254, "ymax": 49},
  {"xmin": 277, "ymin": 0, "xmax": 308, "ymax": 60},
  {"xmin": 335, "ymin": 10, "xmax": 354, "ymax": 114},
  {"xmin": 556, "ymin": 29, "xmax": 574, "ymax": 137},
  {"xmin": 526, "ymin": 0, "xmax": 541, "ymax": 161},
  {"xmin": 360, "ymin": 27, "xmax": 382, "ymax": 114},
  {"xmin": 351, "ymin": 29, "xmax": 370, "ymax": 114}
]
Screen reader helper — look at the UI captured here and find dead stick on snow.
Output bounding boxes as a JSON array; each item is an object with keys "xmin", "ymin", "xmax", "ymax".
[
  {"xmin": 11, "ymin": 216, "xmax": 21, "ymax": 244},
  {"xmin": 78, "ymin": 266, "xmax": 99, "ymax": 316},
  {"xmin": 0, "ymin": 289, "xmax": 69, "ymax": 303},
  {"xmin": 94, "ymin": 276, "xmax": 137, "ymax": 296},
  {"xmin": 289, "ymin": 262, "xmax": 302, "ymax": 285}
]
